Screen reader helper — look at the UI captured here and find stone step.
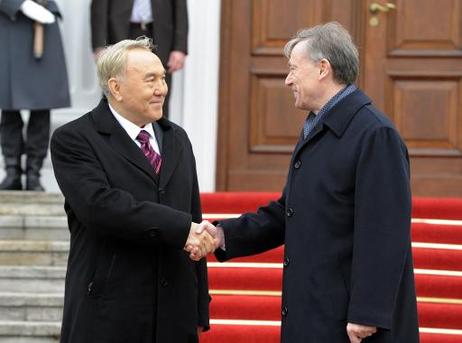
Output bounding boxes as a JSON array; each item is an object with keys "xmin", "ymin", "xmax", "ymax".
[
  {"xmin": 0, "ymin": 293, "xmax": 63, "ymax": 322},
  {"xmin": 0, "ymin": 267, "xmax": 65, "ymax": 293},
  {"xmin": 0, "ymin": 241, "xmax": 68, "ymax": 266},
  {"xmin": 0, "ymin": 321, "xmax": 60, "ymax": 343},
  {"xmin": 0, "ymin": 192, "xmax": 64, "ymax": 216},
  {"xmin": 0, "ymin": 192, "xmax": 63, "ymax": 204},
  {"xmin": 0, "ymin": 216, "xmax": 68, "ymax": 241}
]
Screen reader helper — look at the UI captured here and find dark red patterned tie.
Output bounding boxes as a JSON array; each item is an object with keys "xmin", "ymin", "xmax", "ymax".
[{"xmin": 136, "ymin": 130, "xmax": 162, "ymax": 174}]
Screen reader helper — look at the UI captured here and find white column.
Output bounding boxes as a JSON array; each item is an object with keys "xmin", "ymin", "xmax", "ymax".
[{"xmin": 175, "ymin": 0, "xmax": 221, "ymax": 192}]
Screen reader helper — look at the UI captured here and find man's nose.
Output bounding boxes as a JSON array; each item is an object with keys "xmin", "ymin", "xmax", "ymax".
[
  {"xmin": 154, "ymin": 82, "xmax": 168, "ymax": 96},
  {"xmin": 285, "ymin": 74, "xmax": 292, "ymax": 86}
]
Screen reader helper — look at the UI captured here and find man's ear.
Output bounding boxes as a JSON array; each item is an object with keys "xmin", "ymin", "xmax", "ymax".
[
  {"xmin": 108, "ymin": 77, "xmax": 122, "ymax": 102},
  {"xmin": 319, "ymin": 59, "xmax": 331, "ymax": 79}
]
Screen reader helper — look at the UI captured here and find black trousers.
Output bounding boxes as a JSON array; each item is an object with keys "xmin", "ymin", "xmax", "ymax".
[
  {"xmin": 0, "ymin": 110, "xmax": 50, "ymax": 159},
  {"xmin": 129, "ymin": 23, "xmax": 172, "ymax": 118}
]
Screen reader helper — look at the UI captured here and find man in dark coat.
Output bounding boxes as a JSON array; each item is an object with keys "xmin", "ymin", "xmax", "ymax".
[
  {"xmin": 90, "ymin": 0, "xmax": 188, "ymax": 118},
  {"xmin": 51, "ymin": 38, "xmax": 212, "ymax": 343},
  {"xmin": 0, "ymin": 0, "xmax": 70, "ymax": 191},
  {"xmin": 193, "ymin": 22, "xmax": 420, "ymax": 342}
]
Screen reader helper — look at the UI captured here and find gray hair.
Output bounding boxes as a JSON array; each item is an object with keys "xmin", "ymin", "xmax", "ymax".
[
  {"xmin": 284, "ymin": 22, "xmax": 359, "ymax": 84},
  {"xmin": 96, "ymin": 37, "xmax": 155, "ymax": 96}
]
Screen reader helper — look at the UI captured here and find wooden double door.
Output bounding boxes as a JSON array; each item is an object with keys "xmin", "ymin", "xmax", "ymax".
[{"xmin": 216, "ymin": 0, "xmax": 462, "ymax": 196}]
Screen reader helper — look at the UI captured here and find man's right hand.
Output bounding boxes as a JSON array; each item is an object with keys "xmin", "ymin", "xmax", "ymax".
[
  {"xmin": 184, "ymin": 222, "xmax": 215, "ymax": 261},
  {"xmin": 20, "ymin": 0, "xmax": 55, "ymax": 24},
  {"xmin": 195, "ymin": 221, "xmax": 225, "ymax": 251}
]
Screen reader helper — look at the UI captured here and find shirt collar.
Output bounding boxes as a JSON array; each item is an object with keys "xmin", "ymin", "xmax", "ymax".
[
  {"xmin": 315, "ymin": 84, "xmax": 356, "ymax": 116},
  {"xmin": 108, "ymin": 103, "xmax": 156, "ymax": 141}
]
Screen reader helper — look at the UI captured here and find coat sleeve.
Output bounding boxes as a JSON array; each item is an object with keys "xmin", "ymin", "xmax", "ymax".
[
  {"xmin": 347, "ymin": 126, "xmax": 412, "ymax": 329},
  {"xmin": 50, "ymin": 125, "xmax": 192, "ymax": 250},
  {"xmin": 90, "ymin": 0, "xmax": 109, "ymax": 50},
  {"xmin": 0, "ymin": 0, "xmax": 24, "ymax": 19},
  {"xmin": 188, "ymin": 147, "xmax": 210, "ymax": 331},
  {"xmin": 172, "ymin": 0, "xmax": 188, "ymax": 53},
  {"xmin": 215, "ymin": 190, "xmax": 286, "ymax": 262}
]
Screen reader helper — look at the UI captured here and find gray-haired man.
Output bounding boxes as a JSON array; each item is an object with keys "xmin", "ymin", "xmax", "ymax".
[{"xmin": 52, "ymin": 38, "xmax": 213, "ymax": 343}]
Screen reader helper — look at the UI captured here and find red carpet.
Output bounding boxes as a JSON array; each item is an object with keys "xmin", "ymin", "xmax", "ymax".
[
  {"xmin": 208, "ymin": 295, "xmax": 462, "ymax": 329},
  {"xmin": 200, "ymin": 193, "xmax": 462, "ymax": 342}
]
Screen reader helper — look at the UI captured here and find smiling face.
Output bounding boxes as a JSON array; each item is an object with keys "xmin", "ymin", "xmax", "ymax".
[
  {"xmin": 285, "ymin": 42, "xmax": 322, "ymax": 112},
  {"xmin": 109, "ymin": 48, "xmax": 167, "ymax": 126}
]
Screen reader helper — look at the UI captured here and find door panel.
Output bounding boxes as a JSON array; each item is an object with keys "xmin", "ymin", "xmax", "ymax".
[{"xmin": 364, "ymin": 0, "xmax": 462, "ymax": 196}]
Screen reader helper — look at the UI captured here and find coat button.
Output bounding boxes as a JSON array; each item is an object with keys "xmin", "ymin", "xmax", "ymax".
[
  {"xmin": 283, "ymin": 257, "xmax": 290, "ymax": 267},
  {"xmin": 281, "ymin": 306, "xmax": 288, "ymax": 317},
  {"xmin": 286, "ymin": 208, "xmax": 294, "ymax": 217},
  {"xmin": 294, "ymin": 160, "xmax": 302, "ymax": 169},
  {"xmin": 160, "ymin": 277, "xmax": 169, "ymax": 287},
  {"xmin": 158, "ymin": 188, "xmax": 166, "ymax": 195}
]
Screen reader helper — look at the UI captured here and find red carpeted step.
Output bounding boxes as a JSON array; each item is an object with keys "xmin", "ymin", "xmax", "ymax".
[
  {"xmin": 200, "ymin": 324, "xmax": 461, "ymax": 343},
  {"xmin": 201, "ymin": 193, "xmax": 462, "ymax": 220},
  {"xmin": 412, "ymin": 197, "xmax": 462, "ymax": 220},
  {"xmin": 202, "ymin": 222, "xmax": 462, "ymax": 247},
  {"xmin": 413, "ymin": 247, "xmax": 462, "ymax": 271},
  {"xmin": 209, "ymin": 246, "xmax": 462, "ymax": 271},
  {"xmin": 412, "ymin": 222, "xmax": 462, "ymax": 245},
  {"xmin": 208, "ymin": 266, "xmax": 282, "ymax": 291},
  {"xmin": 200, "ymin": 323, "xmax": 280, "ymax": 343},
  {"xmin": 415, "ymin": 274, "xmax": 462, "ymax": 299},
  {"xmin": 418, "ymin": 302, "xmax": 462, "ymax": 329},
  {"xmin": 210, "ymin": 295, "xmax": 281, "ymax": 321},
  {"xmin": 208, "ymin": 267, "xmax": 462, "ymax": 299},
  {"xmin": 203, "ymin": 221, "xmax": 462, "ymax": 247},
  {"xmin": 210, "ymin": 295, "xmax": 462, "ymax": 329}
]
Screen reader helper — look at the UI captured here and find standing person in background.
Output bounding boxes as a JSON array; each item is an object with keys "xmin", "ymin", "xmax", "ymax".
[
  {"xmin": 0, "ymin": 0, "xmax": 70, "ymax": 191},
  {"xmin": 90, "ymin": 0, "xmax": 188, "ymax": 118}
]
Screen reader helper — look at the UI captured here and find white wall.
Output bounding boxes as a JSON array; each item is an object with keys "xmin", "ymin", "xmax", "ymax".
[
  {"xmin": 179, "ymin": 0, "xmax": 221, "ymax": 192},
  {"xmin": 1, "ymin": 0, "xmax": 221, "ymax": 192}
]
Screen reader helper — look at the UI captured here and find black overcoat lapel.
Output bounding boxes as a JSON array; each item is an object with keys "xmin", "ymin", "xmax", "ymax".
[
  {"xmin": 91, "ymin": 99, "xmax": 159, "ymax": 184},
  {"xmin": 157, "ymin": 118, "xmax": 184, "ymax": 189}
]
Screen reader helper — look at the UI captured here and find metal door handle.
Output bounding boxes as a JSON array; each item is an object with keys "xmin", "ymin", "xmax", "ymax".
[{"xmin": 369, "ymin": 2, "xmax": 396, "ymax": 14}]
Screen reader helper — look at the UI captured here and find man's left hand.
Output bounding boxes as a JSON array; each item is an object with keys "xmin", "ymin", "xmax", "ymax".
[
  {"xmin": 346, "ymin": 323, "xmax": 377, "ymax": 343},
  {"xmin": 167, "ymin": 51, "xmax": 186, "ymax": 73}
]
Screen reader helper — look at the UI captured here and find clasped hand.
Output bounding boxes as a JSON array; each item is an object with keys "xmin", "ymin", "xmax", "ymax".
[{"xmin": 184, "ymin": 221, "xmax": 223, "ymax": 261}]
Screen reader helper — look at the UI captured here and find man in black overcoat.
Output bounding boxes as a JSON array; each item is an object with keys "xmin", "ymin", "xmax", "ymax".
[
  {"xmin": 90, "ymin": 0, "xmax": 188, "ymax": 118},
  {"xmin": 51, "ymin": 38, "xmax": 213, "ymax": 343},
  {"xmin": 193, "ymin": 22, "xmax": 420, "ymax": 343}
]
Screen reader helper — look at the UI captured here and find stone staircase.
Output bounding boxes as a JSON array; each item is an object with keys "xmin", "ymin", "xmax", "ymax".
[{"xmin": 0, "ymin": 192, "xmax": 67, "ymax": 343}]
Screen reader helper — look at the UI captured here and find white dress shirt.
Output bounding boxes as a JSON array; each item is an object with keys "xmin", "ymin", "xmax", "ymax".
[
  {"xmin": 130, "ymin": 0, "xmax": 153, "ymax": 23},
  {"xmin": 108, "ymin": 103, "xmax": 161, "ymax": 155}
]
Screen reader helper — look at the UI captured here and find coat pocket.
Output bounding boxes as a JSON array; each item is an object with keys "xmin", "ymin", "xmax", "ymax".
[{"xmin": 88, "ymin": 249, "xmax": 117, "ymax": 298}]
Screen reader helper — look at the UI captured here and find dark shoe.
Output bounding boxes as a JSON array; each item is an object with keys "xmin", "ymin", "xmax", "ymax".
[
  {"xmin": 26, "ymin": 173, "xmax": 45, "ymax": 191},
  {"xmin": 26, "ymin": 157, "xmax": 45, "ymax": 192},
  {"xmin": 0, "ymin": 157, "xmax": 22, "ymax": 190}
]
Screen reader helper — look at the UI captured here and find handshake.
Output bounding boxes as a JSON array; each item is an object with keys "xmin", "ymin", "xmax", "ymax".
[{"xmin": 184, "ymin": 221, "xmax": 224, "ymax": 261}]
